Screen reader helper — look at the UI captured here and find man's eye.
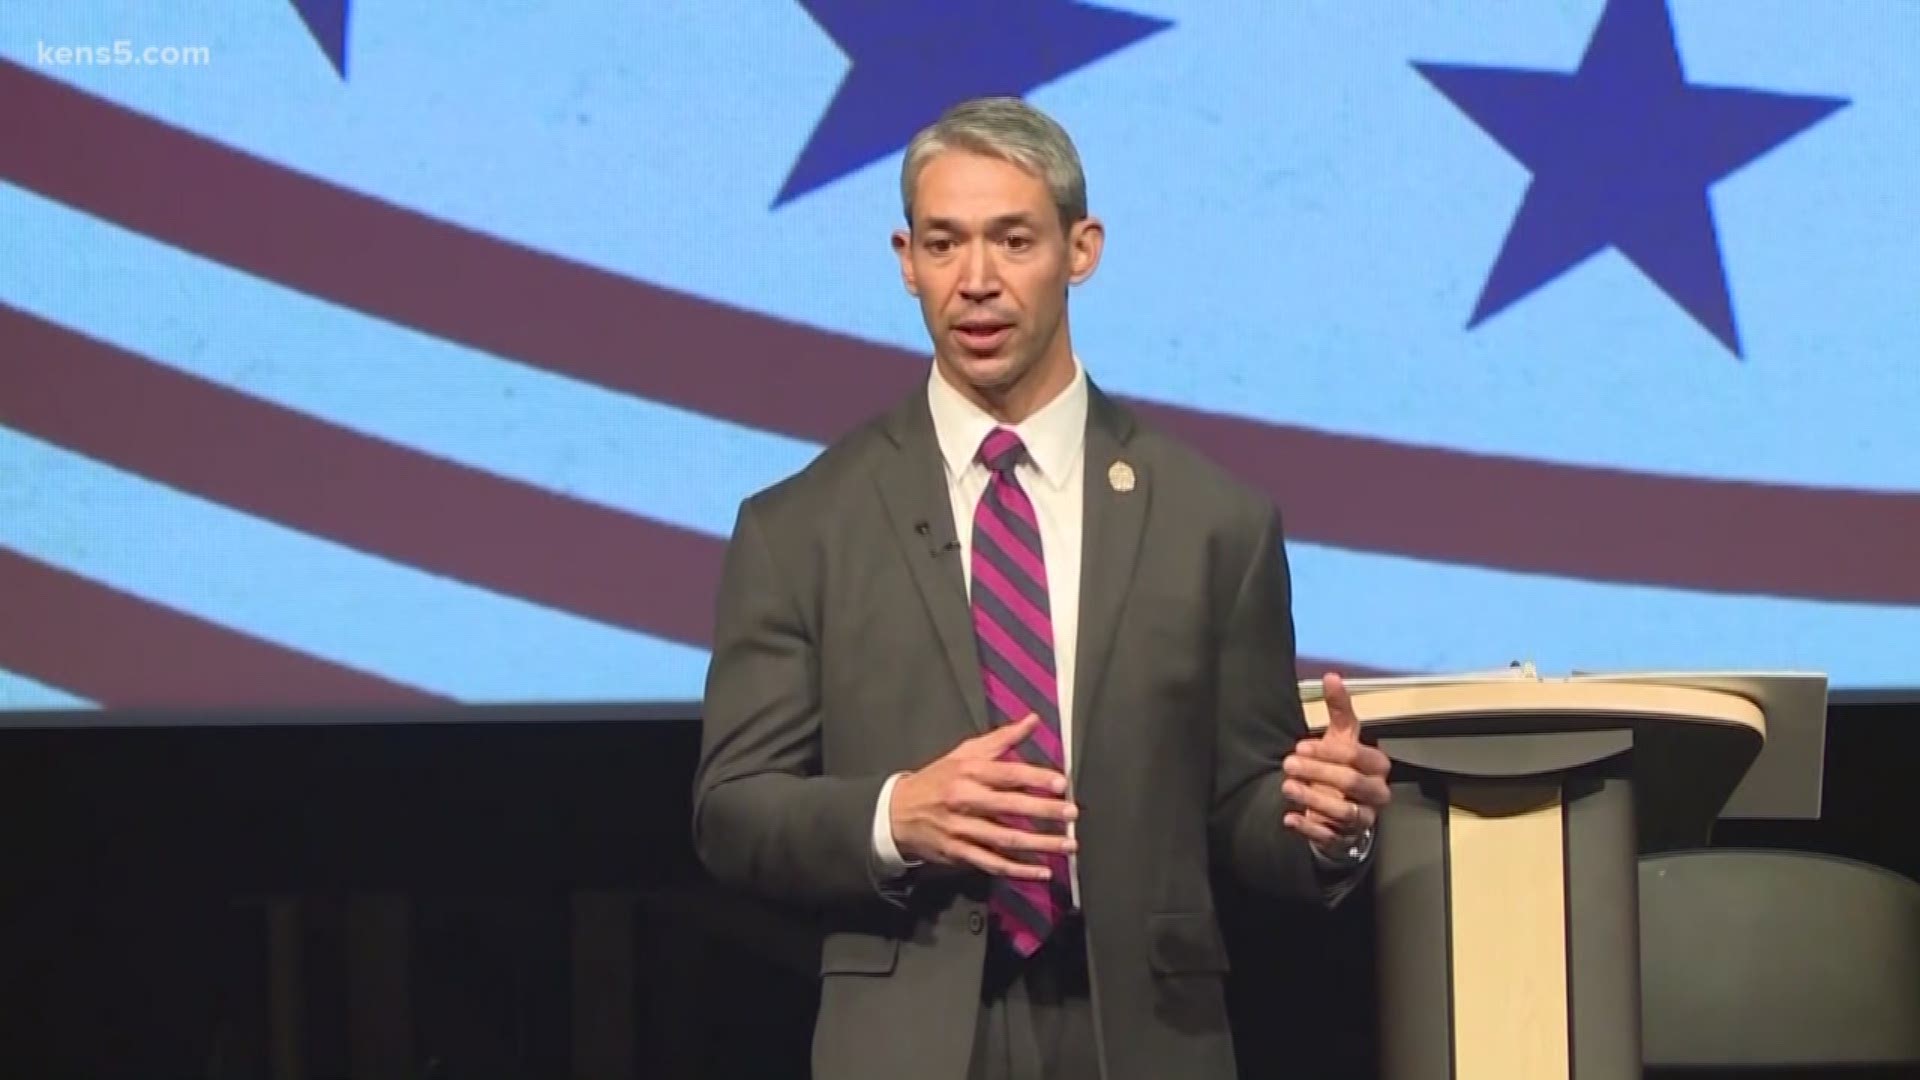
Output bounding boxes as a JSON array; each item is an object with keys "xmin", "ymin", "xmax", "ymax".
[{"xmin": 1004, "ymin": 235, "xmax": 1032, "ymax": 250}]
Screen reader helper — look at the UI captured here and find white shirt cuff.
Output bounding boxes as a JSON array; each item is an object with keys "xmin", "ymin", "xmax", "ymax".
[{"xmin": 871, "ymin": 772, "xmax": 916, "ymax": 876}]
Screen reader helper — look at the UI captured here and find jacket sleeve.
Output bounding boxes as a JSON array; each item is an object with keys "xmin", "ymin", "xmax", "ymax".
[
  {"xmin": 1208, "ymin": 505, "xmax": 1362, "ymax": 906},
  {"xmin": 691, "ymin": 498, "xmax": 892, "ymax": 906}
]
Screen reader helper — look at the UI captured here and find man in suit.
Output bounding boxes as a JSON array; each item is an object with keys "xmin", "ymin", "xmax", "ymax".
[{"xmin": 693, "ymin": 96, "xmax": 1393, "ymax": 1080}]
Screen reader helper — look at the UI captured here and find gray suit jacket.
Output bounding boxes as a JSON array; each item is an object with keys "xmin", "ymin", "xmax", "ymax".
[{"xmin": 693, "ymin": 380, "xmax": 1342, "ymax": 1080}]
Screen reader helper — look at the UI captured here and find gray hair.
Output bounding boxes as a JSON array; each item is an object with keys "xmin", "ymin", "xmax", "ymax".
[{"xmin": 899, "ymin": 96, "xmax": 1088, "ymax": 228}]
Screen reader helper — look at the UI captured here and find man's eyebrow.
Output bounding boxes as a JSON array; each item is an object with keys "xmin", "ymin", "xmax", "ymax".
[{"xmin": 921, "ymin": 212, "xmax": 1040, "ymax": 233}]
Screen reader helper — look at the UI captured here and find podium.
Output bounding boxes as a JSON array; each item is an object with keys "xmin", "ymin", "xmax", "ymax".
[{"xmin": 1299, "ymin": 669, "xmax": 1827, "ymax": 1080}]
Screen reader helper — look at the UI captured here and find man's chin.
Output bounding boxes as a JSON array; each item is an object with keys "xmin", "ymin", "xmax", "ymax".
[{"xmin": 943, "ymin": 351, "xmax": 1023, "ymax": 390}]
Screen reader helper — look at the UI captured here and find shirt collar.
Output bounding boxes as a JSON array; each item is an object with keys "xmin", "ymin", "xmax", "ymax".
[{"xmin": 927, "ymin": 357, "xmax": 1088, "ymax": 492}]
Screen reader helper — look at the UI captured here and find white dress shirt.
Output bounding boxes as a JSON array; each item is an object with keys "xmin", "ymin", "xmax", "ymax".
[
  {"xmin": 871, "ymin": 358, "xmax": 1089, "ymax": 904},
  {"xmin": 866, "ymin": 357, "xmax": 1364, "ymax": 903}
]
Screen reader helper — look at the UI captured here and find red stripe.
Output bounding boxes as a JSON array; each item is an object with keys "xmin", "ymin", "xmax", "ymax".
[
  {"xmin": 975, "ymin": 507, "xmax": 1049, "ymax": 589},
  {"xmin": 975, "ymin": 611, "xmax": 1060, "ymax": 705},
  {"xmin": 2, "ymin": 63, "xmax": 1913, "ymax": 603},
  {"xmin": 995, "ymin": 917, "xmax": 1045, "ymax": 958},
  {"xmin": 990, "ymin": 476, "xmax": 1043, "ymax": 537},
  {"xmin": 0, "ymin": 537, "xmax": 1374, "ymax": 711},
  {"xmin": 0, "ymin": 304, "xmax": 722, "ymax": 647},
  {"xmin": 0, "ymin": 547, "xmax": 442, "ymax": 709},
  {"xmin": 0, "ymin": 301, "xmax": 1391, "ymax": 698},
  {"xmin": 973, "ymin": 555, "xmax": 1055, "ymax": 647},
  {"xmin": 982, "ymin": 669, "xmax": 1066, "ymax": 763}
]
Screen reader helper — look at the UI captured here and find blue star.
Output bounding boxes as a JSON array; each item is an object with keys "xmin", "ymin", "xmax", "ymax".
[
  {"xmin": 776, "ymin": 1, "xmax": 1172, "ymax": 208},
  {"xmin": 290, "ymin": 0, "xmax": 349, "ymax": 79},
  {"xmin": 1414, "ymin": 0, "xmax": 1846, "ymax": 357}
]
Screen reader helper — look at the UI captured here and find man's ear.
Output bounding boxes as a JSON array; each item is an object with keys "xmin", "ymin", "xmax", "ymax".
[
  {"xmin": 891, "ymin": 228, "xmax": 919, "ymax": 297},
  {"xmin": 1067, "ymin": 216, "xmax": 1104, "ymax": 286}
]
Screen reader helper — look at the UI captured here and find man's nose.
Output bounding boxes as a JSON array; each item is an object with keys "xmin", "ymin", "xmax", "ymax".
[{"xmin": 958, "ymin": 243, "xmax": 1000, "ymax": 299}]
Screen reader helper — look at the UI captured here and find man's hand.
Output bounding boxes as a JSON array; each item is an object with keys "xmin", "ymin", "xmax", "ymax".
[
  {"xmin": 890, "ymin": 714, "xmax": 1077, "ymax": 881},
  {"xmin": 1282, "ymin": 672, "xmax": 1393, "ymax": 852}
]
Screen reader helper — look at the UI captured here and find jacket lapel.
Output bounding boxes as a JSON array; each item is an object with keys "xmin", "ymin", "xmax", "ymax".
[
  {"xmin": 1071, "ymin": 386, "xmax": 1148, "ymax": 786},
  {"xmin": 872, "ymin": 392, "xmax": 992, "ymax": 735}
]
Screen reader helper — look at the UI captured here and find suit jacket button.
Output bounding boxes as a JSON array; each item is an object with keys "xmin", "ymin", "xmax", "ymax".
[{"xmin": 967, "ymin": 911, "xmax": 985, "ymax": 934}]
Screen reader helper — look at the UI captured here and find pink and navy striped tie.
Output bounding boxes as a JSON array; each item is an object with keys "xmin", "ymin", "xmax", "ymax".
[{"xmin": 971, "ymin": 426, "xmax": 1071, "ymax": 957}]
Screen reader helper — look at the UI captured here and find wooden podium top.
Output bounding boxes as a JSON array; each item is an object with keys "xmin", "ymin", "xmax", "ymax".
[
  {"xmin": 1294, "ymin": 674, "xmax": 1803, "ymax": 850},
  {"xmin": 1301, "ymin": 669, "xmax": 1828, "ymax": 820},
  {"xmin": 1299, "ymin": 679, "xmax": 1765, "ymax": 738}
]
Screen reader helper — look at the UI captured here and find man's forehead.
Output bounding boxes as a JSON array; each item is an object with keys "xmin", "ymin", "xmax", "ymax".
[{"xmin": 912, "ymin": 152, "xmax": 1052, "ymax": 220}]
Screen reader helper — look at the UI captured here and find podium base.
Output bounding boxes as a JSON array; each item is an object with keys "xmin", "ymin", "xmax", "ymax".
[{"xmin": 1376, "ymin": 748, "xmax": 1640, "ymax": 1080}]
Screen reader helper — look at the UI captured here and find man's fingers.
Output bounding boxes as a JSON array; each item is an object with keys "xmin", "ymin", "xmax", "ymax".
[
  {"xmin": 1354, "ymin": 744, "xmax": 1392, "ymax": 778},
  {"xmin": 944, "ymin": 837, "xmax": 1055, "ymax": 881},
  {"xmin": 1283, "ymin": 778, "xmax": 1369, "ymax": 826},
  {"xmin": 1283, "ymin": 755, "xmax": 1392, "ymax": 808},
  {"xmin": 973, "ymin": 713, "xmax": 1042, "ymax": 754},
  {"xmin": 960, "ymin": 788, "xmax": 1078, "ymax": 824},
  {"xmin": 1296, "ymin": 738, "xmax": 1391, "ymax": 779},
  {"xmin": 969, "ymin": 759, "xmax": 1069, "ymax": 795},
  {"xmin": 1283, "ymin": 811, "xmax": 1340, "ymax": 847},
  {"xmin": 1322, "ymin": 671, "xmax": 1361, "ymax": 744},
  {"xmin": 950, "ymin": 814, "xmax": 1077, "ymax": 857}
]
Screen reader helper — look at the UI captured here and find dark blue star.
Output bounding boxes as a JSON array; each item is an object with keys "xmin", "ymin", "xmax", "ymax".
[
  {"xmin": 290, "ymin": 0, "xmax": 349, "ymax": 79},
  {"xmin": 775, "ymin": 1, "xmax": 1172, "ymax": 208},
  {"xmin": 1414, "ymin": 0, "xmax": 1846, "ymax": 357}
]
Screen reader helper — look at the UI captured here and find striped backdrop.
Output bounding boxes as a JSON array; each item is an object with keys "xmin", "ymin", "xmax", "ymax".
[{"xmin": 4, "ymin": 0, "xmax": 1917, "ymax": 715}]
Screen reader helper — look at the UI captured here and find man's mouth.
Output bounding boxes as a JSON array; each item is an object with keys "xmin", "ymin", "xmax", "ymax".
[{"xmin": 954, "ymin": 321, "xmax": 1013, "ymax": 351}]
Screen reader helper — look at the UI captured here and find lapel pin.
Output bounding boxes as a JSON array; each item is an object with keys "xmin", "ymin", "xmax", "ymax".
[{"xmin": 1108, "ymin": 460, "xmax": 1136, "ymax": 493}]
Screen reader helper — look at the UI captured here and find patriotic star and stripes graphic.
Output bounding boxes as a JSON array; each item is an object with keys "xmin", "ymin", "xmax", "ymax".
[
  {"xmin": 1414, "ymin": 0, "xmax": 1847, "ymax": 356},
  {"xmin": 3, "ymin": 0, "xmax": 1917, "ymax": 715},
  {"xmin": 289, "ymin": 0, "xmax": 348, "ymax": 78},
  {"xmin": 775, "ymin": 0, "xmax": 1171, "ymax": 206}
]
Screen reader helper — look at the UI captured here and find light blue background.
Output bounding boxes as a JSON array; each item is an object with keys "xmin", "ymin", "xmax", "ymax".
[{"xmin": 4, "ymin": 0, "xmax": 1916, "ymax": 706}]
